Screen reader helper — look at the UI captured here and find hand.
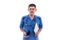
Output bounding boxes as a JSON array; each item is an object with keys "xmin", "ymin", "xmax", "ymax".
[
  {"xmin": 23, "ymin": 31, "xmax": 27, "ymax": 36},
  {"xmin": 20, "ymin": 29, "xmax": 29, "ymax": 38},
  {"xmin": 23, "ymin": 31, "xmax": 29, "ymax": 38},
  {"xmin": 35, "ymin": 31, "xmax": 39, "ymax": 37},
  {"xmin": 35, "ymin": 29, "xmax": 42, "ymax": 37}
]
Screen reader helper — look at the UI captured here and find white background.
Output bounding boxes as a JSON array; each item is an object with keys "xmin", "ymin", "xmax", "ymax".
[{"xmin": 0, "ymin": 0, "xmax": 60, "ymax": 40}]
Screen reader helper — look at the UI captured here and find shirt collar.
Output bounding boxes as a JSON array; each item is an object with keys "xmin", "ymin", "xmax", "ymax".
[{"xmin": 27, "ymin": 14, "xmax": 36, "ymax": 21}]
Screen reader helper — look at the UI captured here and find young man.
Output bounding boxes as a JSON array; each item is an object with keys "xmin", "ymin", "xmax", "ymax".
[{"xmin": 20, "ymin": 4, "xmax": 43, "ymax": 40}]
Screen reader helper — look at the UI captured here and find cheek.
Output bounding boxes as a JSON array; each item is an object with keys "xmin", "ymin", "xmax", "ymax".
[
  {"xmin": 33, "ymin": 10, "xmax": 36, "ymax": 12},
  {"xmin": 28, "ymin": 9, "xmax": 36, "ymax": 13}
]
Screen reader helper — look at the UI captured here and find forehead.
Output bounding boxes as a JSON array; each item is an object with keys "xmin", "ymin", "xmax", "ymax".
[{"xmin": 28, "ymin": 6, "xmax": 36, "ymax": 9}]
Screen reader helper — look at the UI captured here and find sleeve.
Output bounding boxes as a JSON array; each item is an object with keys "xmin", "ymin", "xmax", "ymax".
[
  {"xmin": 38, "ymin": 17, "xmax": 43, "ymax": 29},
  {"xmin": 20, "ymin": 17, "xmax": 24, "ymax": 29}
]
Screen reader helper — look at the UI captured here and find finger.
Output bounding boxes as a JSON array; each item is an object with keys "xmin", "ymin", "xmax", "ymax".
[
  {"xmin": 24, "ymin": 36, "xmax": 29, "ymax": 38},
  {"xmin": 35, "ymin": 34, "xmax": 38, "ymax": 37}
]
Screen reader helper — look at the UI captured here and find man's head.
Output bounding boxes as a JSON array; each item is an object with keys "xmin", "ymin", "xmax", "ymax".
[{"xmin": 28, "ymin": 4, "xmax": 37, "ymax": 15}]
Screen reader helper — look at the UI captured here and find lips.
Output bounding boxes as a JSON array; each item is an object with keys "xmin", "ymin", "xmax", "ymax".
[{"xmin": 30, "ymin": 11, "xmax": 33, "ymax": 13}]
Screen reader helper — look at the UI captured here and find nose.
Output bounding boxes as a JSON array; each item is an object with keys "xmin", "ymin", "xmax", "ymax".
[{"xmin": 31, "ymin": 10, "xmax": 34, "ymax": 12}]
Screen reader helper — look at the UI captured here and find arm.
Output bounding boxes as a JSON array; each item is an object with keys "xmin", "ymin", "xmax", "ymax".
[
  {"xmin": 20, "ymin": 28, "xmax": 27, "ymax": 36},
  {"xmin": 37, "ymin": 29, "xmax": 42, "ymax": 34},
  {"xmin": 20, "ymin": 16, "xmax": 29, "ymax": 37},
  {"xmin": 20, "ymin": 28, "xmax": 26, "ymax": 35},
  {"xmin": 35, "ymin": 29, "xmax": 42, "ymax": 37},
  {"xmin": 20, "ymin": 28, "xmax": 24, "ymax": 33},
  {"xmin": 35, "ymin": 17, "xmax": 43, "ymax": 37},
  {"xmin": 20, "ymin": 17, "xmax": 27, "ymax": 36}
]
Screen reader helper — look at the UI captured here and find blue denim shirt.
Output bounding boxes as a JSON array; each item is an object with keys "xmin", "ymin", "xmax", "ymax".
[{"xmin": 20, "ymin": 15, "xmax": 43, "ymax": 40}]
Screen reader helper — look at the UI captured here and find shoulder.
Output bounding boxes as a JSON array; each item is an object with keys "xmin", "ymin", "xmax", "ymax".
[
  {"xmin": 21, "ymin": 15, "xmax": 28, "ymax": 20},
  {"xmin": 35, "ymin": 15, "xmax": 41, "ymax": 20}
]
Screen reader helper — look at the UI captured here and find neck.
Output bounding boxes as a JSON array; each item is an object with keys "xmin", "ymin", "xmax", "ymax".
[{"xmin": 29, "ymin": 14, "xmax": 34, "ymax": 20}]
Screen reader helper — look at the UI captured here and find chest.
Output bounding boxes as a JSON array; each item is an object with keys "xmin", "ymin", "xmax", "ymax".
[{"xmin": 23, "ymin": 18, "xmax": 36, "ymax": 30}]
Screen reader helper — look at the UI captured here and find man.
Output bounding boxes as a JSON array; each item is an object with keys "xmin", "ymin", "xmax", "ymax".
[{"xmin": 20, "ymin": 4, "xmax": 43, "ymax": 40}]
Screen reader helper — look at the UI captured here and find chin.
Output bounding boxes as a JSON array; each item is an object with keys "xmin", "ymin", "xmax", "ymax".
[
  {"xmin": 30, "ymin": 13, "xmax": 34, "ymax": 14},
  {"xmin": 30, "ymin": 14, "xmax": 34, "ymax": 16}
]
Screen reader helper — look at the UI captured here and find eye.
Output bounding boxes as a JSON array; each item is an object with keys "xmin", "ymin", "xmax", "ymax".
[
  {"xmin": 32, "ymin": 9, "xmax": 34, "ymax": 10},
  {"xmin": 29, "ymin": 8, "xmax": 34, "ymax": 10},
  {"xmin": 30, "ymin": 8, "xmax": 31, "ymax": 10}
]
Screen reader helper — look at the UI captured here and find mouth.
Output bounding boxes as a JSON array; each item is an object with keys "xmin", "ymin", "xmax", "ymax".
[{"xmin": 30, "ymin": 11, "xmax": 33, "ymax": 13}]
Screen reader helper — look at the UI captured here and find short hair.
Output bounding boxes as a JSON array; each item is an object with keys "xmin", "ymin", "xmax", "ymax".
[{"xmin": 28, "ymin": 4, "xmax": 36, "ymax": 8}]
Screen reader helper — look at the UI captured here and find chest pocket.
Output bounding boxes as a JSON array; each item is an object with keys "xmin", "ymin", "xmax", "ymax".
[
  {"xmin": 24, "ymin": 19, "xmax": 36, "ymax": 27},
  {"xmin": 23, "ymin": 16, "xmax": 36, "ymax": 30},
  {"xmin": 23, "ymin": 17, "xmax": 30, "ymax": 29},
  {"xmin": 25, "ymin": 22, "xmax": 31, "ymax": 26}
]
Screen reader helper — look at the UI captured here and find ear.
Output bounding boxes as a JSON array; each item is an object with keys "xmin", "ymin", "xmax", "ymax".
[
  {"xmin": 35, "ymin": 9, "xmax": 37, "ymax": 11},
  {"xmin": 28, "ymin": 8, "xmax": 29, "ymax": 11},
  {"xmin": 27, "ymin": 9, "xmax": 29, "ymax": 11}
]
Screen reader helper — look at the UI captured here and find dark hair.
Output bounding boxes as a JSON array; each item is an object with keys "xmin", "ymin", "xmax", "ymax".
[{"xmin": 28, "ymin": 4, "xmax": 36, "ymax": 8}]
